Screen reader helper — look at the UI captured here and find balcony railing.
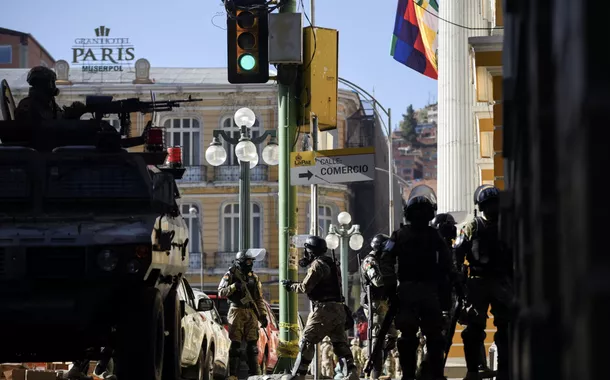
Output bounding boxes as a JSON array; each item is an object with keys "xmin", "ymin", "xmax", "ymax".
[
  {"xmin": 214, "ymin": 251, "xmax": 269, "ymax": 269},
  {"xmin": 213, "ymin": 165, "xmax": 269, "ymax": 182},
  {"xmin": 187, "ymin": 252, "xmax": 203, "ymax": 274},
  {"xmin": 177, "ymin": 166, "xmax": 208, "ymax": 183}
]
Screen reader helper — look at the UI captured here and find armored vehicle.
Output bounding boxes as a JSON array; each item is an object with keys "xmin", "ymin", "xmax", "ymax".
[{"xmin": 0, "ymin": 80, "xmax": 212, "ymax": 380}]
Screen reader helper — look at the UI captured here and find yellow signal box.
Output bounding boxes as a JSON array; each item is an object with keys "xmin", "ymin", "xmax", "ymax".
[{"xmin": 299, "ymin": 27, "xmax": 338, "ymax": 132}]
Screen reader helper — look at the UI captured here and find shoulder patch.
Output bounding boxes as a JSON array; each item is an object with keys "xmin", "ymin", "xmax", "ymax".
[
  {"xmin": 363, "ymin": 261, "xmax": 372, "ymax": 271},
  {"xmin": 223, "ymin": 274, "xmax": 230, "ymax": 280}
]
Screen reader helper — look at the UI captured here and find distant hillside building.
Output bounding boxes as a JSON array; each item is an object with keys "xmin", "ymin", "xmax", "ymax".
[{"xmin": 0, "ymin": 27, "xmax": 55, "ymax": 68}]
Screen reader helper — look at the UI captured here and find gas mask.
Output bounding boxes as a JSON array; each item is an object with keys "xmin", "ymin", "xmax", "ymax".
[
  {"xmin": 237, "ymin": 258, "xmax": 254, "ymax": 274},
  {"xmin": 439, "ymin": 224, "xmax": 457, "ymax": 241},
  {"xmin": 299, "ymin": 248, "xmax": 314, "ymax": 268}
]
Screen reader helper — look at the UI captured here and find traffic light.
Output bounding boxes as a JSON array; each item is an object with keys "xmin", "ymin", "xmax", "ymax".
[{"xmin": 227, "ymin": 7, "xmax": 269, "ymax": 84}]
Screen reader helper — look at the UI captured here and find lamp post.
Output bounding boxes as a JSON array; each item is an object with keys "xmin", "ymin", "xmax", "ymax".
[
  {"xmin": 324, "ymin": 211, "xmax": 364, "ymax": 305},
  {"xmin": 189, "ymin": 206, "xmax": 204, "ymax": 291},
  {"xmin": 205, "ymin": 107, "xmax": 280, "ymax": 251}
]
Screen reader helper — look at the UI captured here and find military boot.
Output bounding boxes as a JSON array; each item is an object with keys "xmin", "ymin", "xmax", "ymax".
[
  {"xmin": 340, "ymin": 357, "xmax": 359, "ymax": 380},
  {"xmin": 462, "ymin": 372, "xmax": 480, "ymax": 380}
]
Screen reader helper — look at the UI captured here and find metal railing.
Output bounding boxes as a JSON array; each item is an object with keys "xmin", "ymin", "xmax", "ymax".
[
  {"xmin": 177, "ymin": 166, "xmax": 208, "ymax": 183},
  {"xmin": 213, "ymin": 165, "xmax": 269, "ymax": 182}
]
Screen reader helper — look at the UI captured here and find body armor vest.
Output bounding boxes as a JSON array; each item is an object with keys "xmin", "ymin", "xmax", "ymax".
[
  {"xmin": 362, "ymin": 254, "xmax": 387, "ymax": 301},
  {"xmin": 395, "ymin": 225, "xmax": 444, "ymax": 282},
  {"xmin": 468, "ymin": 217, "xmax": 509, "ymax": 277},
  {"xmin": 308, "ymin": 256, "xmax": 343, "ymax": 302},
  {"xmin": 227, "ymin": 268, "xmax": 259, "ymax": 308}
]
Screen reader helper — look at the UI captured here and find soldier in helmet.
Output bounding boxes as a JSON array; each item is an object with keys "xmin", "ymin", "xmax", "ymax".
[
  {"xmin": 282, "ymin": 235, "xmax": 359, "ymax": 380},
  {"xmin": 454, "ymin": 185, "xmax": 513, "ymax": 380},
  {"xmin": 218, "ymin": 250, "xmax": 269, "ymax": 380},
  {"xmin": 15, "ymin": 66, "xmax": 86, "ymax": 123},
  {"xmin": 383, "ymin": 185, "xmax": 452, "ymax": 380},
  {"xmin": 360, "ymin": 233, "xmax": 398, "ymax": 379}
]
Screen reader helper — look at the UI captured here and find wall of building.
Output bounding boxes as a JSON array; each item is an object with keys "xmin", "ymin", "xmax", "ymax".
[{"xmin": 0, "ymin": 31, "xmax": 55, "ymax": 68}]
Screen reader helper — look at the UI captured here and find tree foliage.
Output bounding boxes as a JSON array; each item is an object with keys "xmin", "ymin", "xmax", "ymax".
[{"xmin": 399, "ymin": 104, "xmax": 418, "ymax": 145}]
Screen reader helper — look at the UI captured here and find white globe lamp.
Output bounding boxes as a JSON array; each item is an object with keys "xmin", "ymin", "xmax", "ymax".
[
  {"xmin": 205, "ymin": 139, "xmax": 227, "ymax": 166},
  {"xmin": 337, "ymin": 212, "xmax": 352, "ymax": 226},
  {"xmin": 235, "ymin": 140, "xmax": 258, "ymax": 162},
  {"xmin": 234, "ymin": 107, "xmax": 256, "ymax": 128},
  {"xmin": 325, "ymin": 234, "xmax": 340, "ymax": 250},
  {"xmin": 262, "ymin": 140, "xmax": 280, "ymax": 166},
  {"xmin": 349, "ymin": 233, "xmax": 364, "ymax": 250}
]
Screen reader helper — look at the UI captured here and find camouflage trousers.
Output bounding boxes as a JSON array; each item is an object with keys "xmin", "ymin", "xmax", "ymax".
[
  {"xmin": 227, "ymin": 306, "xmax": 259, "ymax": 341},
  {"xmin": 364, "ymin": 299, "xmax": 398, "ymax": 376}
]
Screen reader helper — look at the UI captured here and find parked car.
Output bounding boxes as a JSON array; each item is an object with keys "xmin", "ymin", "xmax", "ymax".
[
  {"xmin": 207, "ymin": 292, "xmax": 280, "ymax": 373},
  {"xmin": 175, "ymin": 278, "xmax": 216, "ymax": 380},
  {"xmin": 192, "ymin": 289, "xmax": 231, "ymax": 380}
]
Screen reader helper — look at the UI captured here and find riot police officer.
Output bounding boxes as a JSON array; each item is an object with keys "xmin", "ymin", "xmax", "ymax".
[
  {"xmin": 360, "ymin": 233, "xmax": 398, "ymax": 379},
  {"xmin": 455, "ymin": 185, "xmax": 513, "ymax": 380},
  {"xmin": 218, "ymin": 250, "xmax": 269, "ymax": 379},
  {"xmin": 15, "ymin": 66, "xmax": 86, "ymax": 122},
  {"xmin": 282, "ymin": 236, "xmax": 359, "ymax": 380},
  {"xmin": 384, "ymin": 185, "xmax": 452, "ymax": 380}
]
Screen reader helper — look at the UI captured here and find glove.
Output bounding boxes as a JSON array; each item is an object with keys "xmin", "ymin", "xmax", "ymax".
[
  {"xmin": 260, "ymin": 315, "xmax": 268, "ymax": 328},
  {"xmin": 281, "ymin": 280, "xmax": 294, "ymax": 291},
  {"xmin": 233, "ymin": 281, "xmax": 243, "ymax": 291}
]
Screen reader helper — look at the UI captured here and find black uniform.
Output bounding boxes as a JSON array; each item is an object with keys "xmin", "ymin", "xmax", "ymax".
[
  {"xmin": 15, "ymin": 66, "xmax": 86, "ymax": 123},
  {"xmin": 454, "ymin": 185, "xmax": 513, "ymax": 380},
  {"xmin": 384, "ymin": 185, "xmax": 451, "ymax": 380}
]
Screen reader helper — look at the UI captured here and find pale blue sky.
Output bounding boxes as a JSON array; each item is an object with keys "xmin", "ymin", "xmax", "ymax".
[{"xmin": 3, "ymin": 0, "xmax": 437, "ymax": 130}]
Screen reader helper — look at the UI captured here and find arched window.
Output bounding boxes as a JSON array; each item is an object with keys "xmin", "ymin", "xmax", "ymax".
[
  {"xmin": 181, "ymin": 203, "xmax": 202, "ymax": 270},
  {"xmin": 164, "ymin": 118, "xmax": 201, "ymax": 166},
  {"xmin": 221, "ymin": 202, "xmax": 262, "ymax": 251},
  {"xmin": 221, "ymin": 116, "xmax": 261, "ymax": 166},
  {"xmin": 306, "ymin": 204, "xmax": 334, "ymax": 236}
]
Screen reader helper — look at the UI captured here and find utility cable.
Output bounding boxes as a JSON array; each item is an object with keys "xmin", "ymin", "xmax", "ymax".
[{"xmin": 412, "ymin": 0, "xmax": 504, "ymax": 31}]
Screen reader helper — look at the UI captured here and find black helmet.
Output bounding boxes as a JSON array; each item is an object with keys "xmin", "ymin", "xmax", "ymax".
[
  {"xmin": 432, "ymin": 213, "xmax": 457, "ymax": 240},
  {"xmin": 473, "ymin": 185, "xmax": 500, "ymax": 206},
  {"xmin": 27, "ymin": 66, "xmax": 59, "ymax": 96},
  {"xmin": 404, "ymin": 185, "xmax": 437, "ymax": 224},
  {"xmin": 304, "ymin": 235, "xmax": 327, "ymax": 255},
  {"xmin": 431, "ymin": 213, "xmax": 456, "ymax": 228},
  {"xmin": 235, "ymin": 250, "xmax": 254, "ymax": 273},
  {"xmin": 370, "ymin": 234, "xmax": 390, "ymax": 252}
]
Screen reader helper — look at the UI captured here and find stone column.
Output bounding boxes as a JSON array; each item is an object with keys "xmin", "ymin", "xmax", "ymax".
[{"xmin": 437, "ymin": 0, "xmax": 488, "ymax": 221}]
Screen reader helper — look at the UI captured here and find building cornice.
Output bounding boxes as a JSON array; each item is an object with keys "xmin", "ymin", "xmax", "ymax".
[{"xmin": 468, "ymin": 35, "xmax": 503, "ymax": 52}]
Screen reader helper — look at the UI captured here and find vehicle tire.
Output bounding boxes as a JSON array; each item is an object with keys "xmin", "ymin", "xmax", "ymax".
[
  {"xmin": 203, "ymin": 349, "xmax": 214, "ymax": 380},
  {"xmin": 182, "ymin": 345, "xmax": 205, "ymax": 380},
  {"xmin": 115, "ymin": 288, "xmax": 165, "ymax": 380},
  {"xmin": 163, "ymin": 287, "xmax": 183, "ymax": 380},
  {"xmin": 260, "ymin": 350, "xmax": 268, "ymax": 375}
]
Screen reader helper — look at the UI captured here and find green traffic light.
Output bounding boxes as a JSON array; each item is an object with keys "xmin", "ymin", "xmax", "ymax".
[{"xmin": 238, "ymin": 54, "xmax": 256, "ymax": 71}]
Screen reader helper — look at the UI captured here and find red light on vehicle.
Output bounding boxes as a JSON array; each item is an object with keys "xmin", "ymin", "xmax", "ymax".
[
  {"xmin": 135, "ymin": 245, "xmax": 151, "ymax": 259},
  {"xmin": 167, "ymin": 146, "xmax": 182, "ymax": 167},
  {"xmin": 146, "ymin": 128, "xmax": 164, "ymax": 145},
  {"xmin": 199, "ymin": 313, "xmax": 207, "ymax": 322}
]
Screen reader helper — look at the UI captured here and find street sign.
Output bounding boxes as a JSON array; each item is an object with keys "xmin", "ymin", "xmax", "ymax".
[{"xmin": 290, "ymin": 147, "xmax": 375, "ymax": 186}]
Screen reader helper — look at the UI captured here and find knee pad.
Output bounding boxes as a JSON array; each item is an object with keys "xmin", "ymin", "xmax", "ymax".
[
  {"xmin": 229, "ymin": 341, "xmax": 241, "ymax": 357},
  {"xmin": 246, "ymin": 340, "xmax": 259, "ymax": 356}
]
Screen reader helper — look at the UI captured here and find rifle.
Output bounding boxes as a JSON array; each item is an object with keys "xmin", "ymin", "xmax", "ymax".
[
  {"xmin": 357, "ymin": 253, "xmax": 374, "ymax": 362},
  {"xmin": 233, "ymin": 267, "xmax": 269, "ymax": 339},
  {"xmin": 84, "ymin": 95, "xmax": 202, "ymax": 136}
]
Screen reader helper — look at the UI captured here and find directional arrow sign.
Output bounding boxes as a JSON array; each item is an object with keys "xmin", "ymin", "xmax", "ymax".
[{"xmin": 290, "ymin": 147, "xmax": 375, "ymax": 186}]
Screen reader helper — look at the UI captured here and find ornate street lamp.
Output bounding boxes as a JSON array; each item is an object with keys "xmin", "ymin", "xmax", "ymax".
[{"xmin": 205, "ymin": 107, "xmax": 279, "ymax": 250}]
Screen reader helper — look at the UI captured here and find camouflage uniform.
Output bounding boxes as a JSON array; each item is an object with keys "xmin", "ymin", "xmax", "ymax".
[
  {"xmin": 350, "ymin": 338, "xmax": 364, "ymax": 377},
  {"xmin": 361, "ymin": 234, "xmax": 398, "ymax": 379},
  {"xmin": 15, "ymin": 66, "xmax": 85, "ymax": 123},
  {"xmin": 218, "ymin": 252, "xmax": 268, "ymax": 379},
  {"xmin": 282, "ymin": 235, "xmax": 359, "ymax": 380},
  {"xmin": 320, "ymin": 336, "xmax": 336, "ymax": 378}
]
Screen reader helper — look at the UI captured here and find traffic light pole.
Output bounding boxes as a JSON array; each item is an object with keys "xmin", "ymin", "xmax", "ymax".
[{"xmin": 274, "ymin": 0, "xmax": 300, "ymax": 373}]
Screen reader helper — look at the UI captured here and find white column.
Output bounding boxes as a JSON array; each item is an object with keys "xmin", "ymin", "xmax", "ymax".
[{"xmin": 437, "ymin": 0, "xmax": 488, "ymax": 222}]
